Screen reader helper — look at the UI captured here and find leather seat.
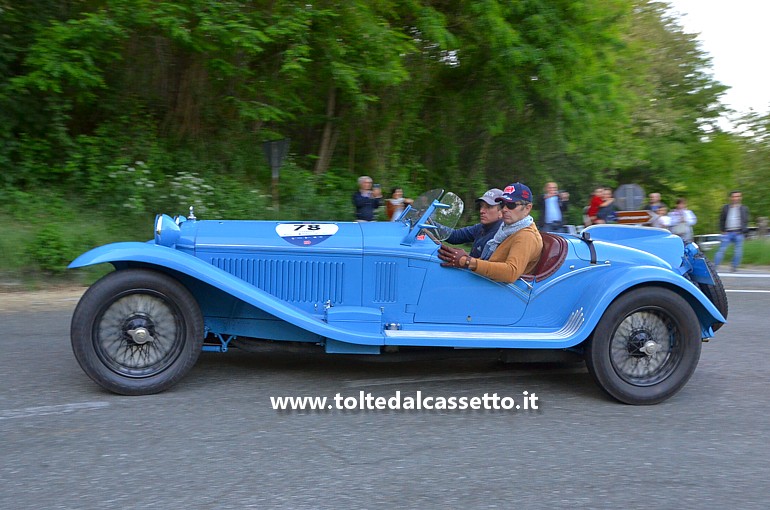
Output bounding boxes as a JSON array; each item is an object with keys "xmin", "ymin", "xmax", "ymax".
[{"xmin": 521, "ymin": 233, "xmax": 568, "ymax": 282}]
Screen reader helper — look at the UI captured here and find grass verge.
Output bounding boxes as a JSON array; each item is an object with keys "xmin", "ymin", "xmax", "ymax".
[{"xmin": 707, "ymin": 236, "xmax": 770, "ymax": 266}]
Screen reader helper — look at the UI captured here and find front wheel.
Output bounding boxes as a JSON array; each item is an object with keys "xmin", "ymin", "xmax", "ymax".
[
  {"xmin": 71, "ymin": 269, "xmax": 204, "ymax": 395},
  {"xmin": 585, "ymin": 287, "xmax": 702, "ymax": 405}
]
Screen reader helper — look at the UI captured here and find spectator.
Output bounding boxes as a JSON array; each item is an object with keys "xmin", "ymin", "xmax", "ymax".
[
  {"xmin": 668, "ymin": 197, "xmax": 697, "ymax": 242},
  {"xmin": 386, "ymin": 187, "xmax": 413, "ymax": 221},
  {"xmin": 585, "ymin": 187, "xmax": 604, "ymax": 226},
  {"xmin": 650, "ymin": 205, "xmax": 671, "ymax": 229},
  {"xmin": 714, "ymin": 190, "xmax": 750, "ymax": 272},
  {"xmin": 536, "ymin": 181, "xmax": 570, "ymax": 232},
  {"xmin": 352, "ymin": 176, "xmax": 382, "ymax": 221},
  {"xmin": 437, "ymin": 182, "xmax": 543, "ymax": 283},
  {"xmin": 443, "ymin": 188, "xmax": 504, "ymax": 259},
  {"xmin": 595, "ymin": 187, "xmax": 618, "ymax": 224},
  {"xmin": 643, "ymin": 192, "xmax": 667, "ymax": 213}
]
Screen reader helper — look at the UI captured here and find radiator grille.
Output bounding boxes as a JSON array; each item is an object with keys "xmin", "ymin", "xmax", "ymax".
[{"xmin": 211, "ymin": 258, "xmax": 344, "ymax": 304}]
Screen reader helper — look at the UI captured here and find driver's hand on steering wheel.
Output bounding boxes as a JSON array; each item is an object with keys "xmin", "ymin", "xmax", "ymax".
[{"xmin": 438, "ymin": 244, "xmax": 469, "ymax": 268}]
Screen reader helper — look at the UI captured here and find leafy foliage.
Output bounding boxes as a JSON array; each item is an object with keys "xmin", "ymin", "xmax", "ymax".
[
  {"xmin": 0, "ymin": 0, "xmax": 766, "ymax": 259},
  {"xmin": 26, "ymin": 225, "xmax": 76, "ymax": 275}
]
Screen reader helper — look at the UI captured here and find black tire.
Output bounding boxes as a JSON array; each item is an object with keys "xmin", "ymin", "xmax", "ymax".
[
  {"xmin": 585, "ymin": 287, "xmax": 702, "ymax": 405},
  {"xmin": 695, "ymin": 258, "xmax": 728, "ymax": 332},
  {"xmin": 71, "ymin": 269, "xmax": 204, "ymax": 395}
]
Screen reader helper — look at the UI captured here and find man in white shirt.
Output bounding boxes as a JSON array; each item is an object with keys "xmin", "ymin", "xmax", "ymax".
[{"xmin": 536, "ymin": 182, "xmax": 569, "ymax": 233}]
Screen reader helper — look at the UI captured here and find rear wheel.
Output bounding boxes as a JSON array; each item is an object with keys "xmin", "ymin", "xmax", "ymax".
[
  {"xmin": 585, "ymin": 287, "xmax": 701, "ymax": 405},
  {"xmin": 71, "ymin": 269, "xmax": 204, "ymax": 395}
]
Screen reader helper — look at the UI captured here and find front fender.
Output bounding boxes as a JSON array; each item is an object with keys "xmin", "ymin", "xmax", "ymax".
[
  {"xmin": 69, "ymin": 242, "xmax": 385, "ymax": 346},
  {"xmin": 70, "ymin": 242, "xmax": 189, "ymax": 271},
  {"xmin": 575, "ymin": 265, "xmax": 726, "ymax": 340}
]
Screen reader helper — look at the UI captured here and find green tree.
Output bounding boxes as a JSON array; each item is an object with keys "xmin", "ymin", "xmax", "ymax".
[{"xmin": 0, "ymin": 0, "xmax": 760, "ymax": 230}]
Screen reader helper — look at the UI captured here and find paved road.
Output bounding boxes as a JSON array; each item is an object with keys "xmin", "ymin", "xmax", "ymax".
[{"xmin": 1, "ymin": 274, "xmax": 769, "ymax": 509}]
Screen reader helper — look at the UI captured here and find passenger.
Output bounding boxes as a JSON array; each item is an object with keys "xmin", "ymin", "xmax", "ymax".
[
  {"xmin": 438, "ymin": 182, "xmax": 543, "ymax": 283},
  {"xmin": 442, "ymin": 188, "xmax": 504, "ymax": 259}
]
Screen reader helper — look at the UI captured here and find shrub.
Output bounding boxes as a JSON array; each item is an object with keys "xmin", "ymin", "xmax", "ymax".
[{"xmin": 26, "ymin": 224, "xmax": 73, "ymax": 275}]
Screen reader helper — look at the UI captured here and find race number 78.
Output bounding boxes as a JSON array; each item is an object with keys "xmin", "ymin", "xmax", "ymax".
[{"xmin": 294, "ymin": 224, "xmax": 321, "ymax": 231}]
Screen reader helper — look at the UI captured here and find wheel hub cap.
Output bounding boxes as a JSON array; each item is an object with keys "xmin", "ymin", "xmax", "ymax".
[
  {"xmin": 123, "ymin": 316, "xmax": 156, "ymax": 345},
  {"xmin": 640, "ymin": 339, "xmax": 659, "ymax": 356},
  {"xmin": 628, "ymin": 329, "xmax": 658, "ymax": 357},
  {"xmin": 126, "ymin": 327, "xmax": 154, "ymax": 345}
]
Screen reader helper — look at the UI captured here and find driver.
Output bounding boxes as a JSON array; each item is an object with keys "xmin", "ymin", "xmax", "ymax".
[
  {"xmin": 442, "ymin": 188, "xmax": 504, "ymax": 259},
  {"xmin": 438, "ymin": 182, "xmax": 543, "ymax": 283}
]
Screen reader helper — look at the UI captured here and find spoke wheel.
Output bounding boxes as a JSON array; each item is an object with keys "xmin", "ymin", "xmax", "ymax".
[
  {"xmin": 609, "ymin": 310, "xmax": 681, "ymax": 386},
  {"xmin": 94, "ymin": 291, "xmax": 185, "ymax": 378},
  {"xmin": 71, "ymin": 269, "xmax": 204, "ymax": 395},
  {"xmin": 586, "ymin": 287, "xmax": 701, "ymax": 405}
]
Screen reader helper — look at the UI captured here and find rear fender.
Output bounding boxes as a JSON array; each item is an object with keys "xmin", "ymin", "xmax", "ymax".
[
  {"xmin": 69, "ymin": 242, "xmax": 385, "ymax": 346},
  {"xmin": 576, "ymin": 265, "xmax": 726, "ymax": 340}
]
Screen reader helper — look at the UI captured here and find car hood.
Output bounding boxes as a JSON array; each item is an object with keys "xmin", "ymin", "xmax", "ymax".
[{"xmin": 170, "ymin": 218, "xmax": 430, "ymax": 257}]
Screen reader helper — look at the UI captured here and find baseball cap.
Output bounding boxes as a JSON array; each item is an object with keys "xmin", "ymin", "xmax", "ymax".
[
  {"xmin": 497, "ymin": 182, "xmax": 533, "ymax": 203},
  {"xmin": 475, "ymin": 188, "xmax": 503, "ymax": 206}
]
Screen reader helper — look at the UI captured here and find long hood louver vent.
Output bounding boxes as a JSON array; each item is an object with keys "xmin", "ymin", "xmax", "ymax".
[
  {"xmin": 211, "ymin": 258, "xmax": 344, "ymax": 304},
  {"xmin": 373, "ymin": 262, "xmax": 397, "ymax": 303}
]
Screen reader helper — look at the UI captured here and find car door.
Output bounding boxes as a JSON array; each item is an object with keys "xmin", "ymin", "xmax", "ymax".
[{"xmin": 410, "ymin": 262, "xmax": 531, "ymax": 326}]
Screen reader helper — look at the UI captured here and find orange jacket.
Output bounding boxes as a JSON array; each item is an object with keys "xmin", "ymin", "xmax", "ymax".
[{"xmin": 473, "ymin": 223, "xmax": 543, "ymax": 283}]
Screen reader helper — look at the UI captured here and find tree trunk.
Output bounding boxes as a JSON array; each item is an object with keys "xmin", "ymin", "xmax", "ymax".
[{"xmin": 314, "ymin": 86, "xmax": 337, "ymax": 174}]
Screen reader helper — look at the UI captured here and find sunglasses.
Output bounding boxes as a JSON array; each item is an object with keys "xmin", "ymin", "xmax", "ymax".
[{"xmin": 503, "ymin": 201, "xmax": 527, "ymax": 210}]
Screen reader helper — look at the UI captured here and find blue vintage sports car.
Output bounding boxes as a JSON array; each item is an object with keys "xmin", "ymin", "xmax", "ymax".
[{"xmin": 69, "ymin": 189, "xmax": 727, "ymax": 404}]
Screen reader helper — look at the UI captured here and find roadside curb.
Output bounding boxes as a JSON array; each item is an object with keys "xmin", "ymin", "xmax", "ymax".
[{"xmin": 0, "ymin": 286, "xmax": 87, "ymax": 313}]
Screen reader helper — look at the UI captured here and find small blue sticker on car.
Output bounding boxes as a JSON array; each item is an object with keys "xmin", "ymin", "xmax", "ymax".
[{"xmin": 276, "ymin": 223, "xmax": 339, "ymax": 246}]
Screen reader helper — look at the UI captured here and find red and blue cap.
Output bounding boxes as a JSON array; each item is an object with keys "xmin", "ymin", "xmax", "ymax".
[{"xmin": 497, "ymin": 182, "xmax": 533, "ymax": 204}]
